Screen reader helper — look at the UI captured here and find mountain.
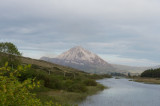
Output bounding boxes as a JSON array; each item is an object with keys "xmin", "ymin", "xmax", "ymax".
[
  {"xmin": 40, "ymin": 46, "xmax": 152, "ymax": 75},
  {"xmin": 41, "ymin": 46, "xmax": 116, "ymax": 74}
]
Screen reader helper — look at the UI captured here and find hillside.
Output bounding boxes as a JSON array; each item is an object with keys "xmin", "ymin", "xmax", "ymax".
[{"xmin": 22, "ymin": 56, "xmax": 88, "ymax": 75}]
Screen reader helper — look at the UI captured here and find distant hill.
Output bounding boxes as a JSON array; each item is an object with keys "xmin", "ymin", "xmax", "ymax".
[
  {"xmin": 112, "ymin": 64, "xmax": 149, "ymax": 73},
  {"xmin": 112, "ymin": 64, "xmax": 150, "ymax": 75},
  {"xmin": 41, "ymin": 46, "xmax": 116, "ymax": 74},
  {"xmin": 152, "ymin": 65, "xmax": 160, "ymax": 69}
]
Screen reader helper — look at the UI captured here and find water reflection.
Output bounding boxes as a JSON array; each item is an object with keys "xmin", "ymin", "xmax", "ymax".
[{"xmin": 79, "ymin": 78, "xmax": 160, "ymax": 106}]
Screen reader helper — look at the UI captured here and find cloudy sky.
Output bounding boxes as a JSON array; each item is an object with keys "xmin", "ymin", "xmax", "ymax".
[{"xmin": 0, "ymin": 0, "xmax": 160, "ymax": 66}]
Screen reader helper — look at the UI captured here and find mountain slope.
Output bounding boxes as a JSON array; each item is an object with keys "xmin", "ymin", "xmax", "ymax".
[{"xmin": 41, "ymin": 46, "xmax": 116, "ymax": 74}]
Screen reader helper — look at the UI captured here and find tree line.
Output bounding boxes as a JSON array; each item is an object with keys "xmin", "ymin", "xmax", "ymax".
[{"xmin": 141, "ymin": 68, "xmax": 160, "ymax": 78}]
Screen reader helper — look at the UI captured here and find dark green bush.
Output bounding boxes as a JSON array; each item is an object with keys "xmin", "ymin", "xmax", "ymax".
[
  {"xmin": 83, "ymin": 79, "xmax": 97, "ymax": 86},
  {"xmin": 67, "ymin": 83, "xmax": 87, "ymax": 92},
  {"xmin": 88, "ymin": 74, "xmax": 111, "ymax": 79},
  {"xmin": 19, "ymin": 68, "xmax": 63, "ymax": 89},
  {"xmin": 18, "ymin": 68, "xmax": 36, "ymax": 82},
  {"xmin": 48, "ymin": 77, "xmax": 63, "ymax": 89},
  {"xmin": 63, "ymin": 80, "xmax": 74, "ymax": 90}
]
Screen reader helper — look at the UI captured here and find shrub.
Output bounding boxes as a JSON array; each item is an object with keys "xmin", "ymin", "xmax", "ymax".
[
  {"xmin": 67, "ymin": 83, "xmax": 87, "ymax": 92},
  {"xmin": 83, "ymin": 79, "xmax": 97, "ymax": 86},
  {"xmin": 19, "ymin": 68, "xmax": 63, "ymax": 89},
  {"xmin": 48, "ymin": 77, "xmax": 63, "ymax": 89},
  {"xmin": 63, "ymin": 79, "xmax": 74, "ymax": 90}
]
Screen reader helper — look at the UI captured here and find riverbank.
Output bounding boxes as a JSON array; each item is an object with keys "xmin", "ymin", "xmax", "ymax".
[
  {"xmin": 132, "ymin": 77, "xmax": 160, "ymax": 84},
  {"xmin": 35, "ymin": 83, "xmax": 106, "ymax": 105}
]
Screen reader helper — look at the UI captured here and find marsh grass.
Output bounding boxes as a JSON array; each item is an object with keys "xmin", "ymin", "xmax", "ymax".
[
  {"xmin": 36, "ymin": 84, "xmax": 106, "ymax": 105},
  {"xmin": 133, "ymin": 78, "xmax": 160, "ymax": 84}
]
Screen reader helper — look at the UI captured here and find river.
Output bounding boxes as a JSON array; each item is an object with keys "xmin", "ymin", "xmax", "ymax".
[{"xmin": 79, "ymin": 78, "xmax": 160, "ymax": 106}]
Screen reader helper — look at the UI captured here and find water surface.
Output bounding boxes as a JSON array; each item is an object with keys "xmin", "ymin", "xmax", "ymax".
[{"xmin": 79, "ymin": 78, "xmax": 160, "ymax": 106}]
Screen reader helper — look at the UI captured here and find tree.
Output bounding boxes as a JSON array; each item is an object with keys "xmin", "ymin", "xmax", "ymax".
[
  {"xmin": 0, "ymin": 42, "xmax": 21, "ymax": 68},
  {"xmin": 128, "ymin": 72, "xmax": 131, "ymax": 77}
]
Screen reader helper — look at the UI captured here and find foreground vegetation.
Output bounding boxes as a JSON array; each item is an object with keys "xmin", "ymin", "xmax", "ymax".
[
  {"xmin": 25, "ymin": 64, "xmax": 109, "ymax": 105},
  {"xmin": 0, "ymin": 42, "xmax": 111, "ymax": 105},
  {"xmin": 0, "ymin": 63, "xmax": 60, "ymax": 105}
]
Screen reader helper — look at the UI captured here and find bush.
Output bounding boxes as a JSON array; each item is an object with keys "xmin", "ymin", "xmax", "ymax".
[
  {"xmin": 18, "ymin": 67, "xmax": 36, "ymax": 82},
  {"xmin": 83, "ymin": 79, "xmax": 97, "ymax": 86},
  {"xmin": 63, "ymin": 80, "xmax": 74, "ymax": 90},
  {"xmin": 67, "ymin": 83, "xmax": 87, "ymax": 93},
  {"xmin": 48, "ymin": 76, "xmax": 63, "ymax": 89},
  {"xmin": 19, "ymin": 68, "xmax": 63, "ymax": 89},
  {"xmin": 88, "ymin": 74, "xmax": 112, "ymax": 79}
]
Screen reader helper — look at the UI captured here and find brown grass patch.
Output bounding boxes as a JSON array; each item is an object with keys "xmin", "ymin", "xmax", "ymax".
[{"xmin": 134, "ymin": 77, "xmax": 160, "ymax": 84}]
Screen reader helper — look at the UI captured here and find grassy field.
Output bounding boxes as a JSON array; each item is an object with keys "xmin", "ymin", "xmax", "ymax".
[{"xmin": 133, "ymin": 77, "xmax": 160, "ymax": 84}]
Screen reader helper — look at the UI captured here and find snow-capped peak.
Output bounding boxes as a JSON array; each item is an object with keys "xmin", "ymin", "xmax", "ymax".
[
  {"xmin": 40, "ymin": 46, "xmax": 115, "ymax": 73},
  {"xmin": 57, "ymin": 46, "xmax": 107, "ymax": 65}
]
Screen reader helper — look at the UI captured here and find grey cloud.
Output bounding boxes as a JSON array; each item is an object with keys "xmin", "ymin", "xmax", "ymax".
[{"xmin": 0, "ymin": 0, "xmax": 160, "ymax": 66}]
